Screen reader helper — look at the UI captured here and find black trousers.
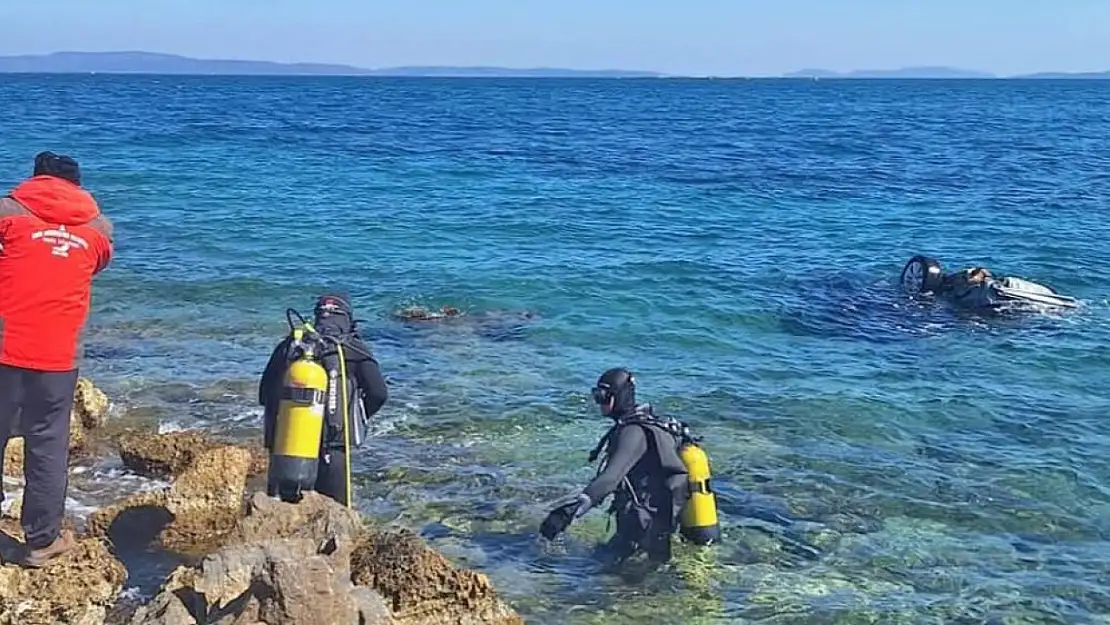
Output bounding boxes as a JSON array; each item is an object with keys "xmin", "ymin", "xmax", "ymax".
[
  {"xmin": 316, "ymin": 448, "xmax": 350, "ymax": 507},
  {"xmin": 0, "ymin": 363, "xmax": 78, "ymax": 549},
  {"xmin": 266, "ymin": 448, "xmax": 350, "ymax": 508}
]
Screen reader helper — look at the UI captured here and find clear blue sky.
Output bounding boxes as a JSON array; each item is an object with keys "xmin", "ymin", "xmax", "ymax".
[{"xmin": 1, "ymin": 0, "xmax": 1108, "ymax": 76}]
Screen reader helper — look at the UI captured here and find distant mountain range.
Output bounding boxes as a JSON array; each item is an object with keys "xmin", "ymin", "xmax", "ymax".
[
  {"xmin": 784, "ymin": 66, "xmax": 995, "ymax": 79},
  {"xmin": 0, "ymin": 52, "xmax": 1107, "ymax": 79},
  {"xmin": 0, "ymin": 52, "xmax": 662, "ymax": 78},
  {"xmin": 784, "ymin": 66, "xmax": 1110, "ymax": 79}
]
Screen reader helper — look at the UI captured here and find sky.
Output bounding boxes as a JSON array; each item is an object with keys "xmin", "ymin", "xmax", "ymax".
[{"xmin": 1, "ymin": 1, "xmax": 1109, "ymax": 77}]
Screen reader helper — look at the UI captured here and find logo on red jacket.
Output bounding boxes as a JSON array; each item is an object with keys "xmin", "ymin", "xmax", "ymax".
[{"xmin": 31, "ymin": 224, "xmax": 89, "ymax": 258}]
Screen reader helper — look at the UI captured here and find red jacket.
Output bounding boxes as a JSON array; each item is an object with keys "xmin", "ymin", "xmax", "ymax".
[{"xmin": 0, "ymin": 175, "xmax": 113, "ymax": 372}]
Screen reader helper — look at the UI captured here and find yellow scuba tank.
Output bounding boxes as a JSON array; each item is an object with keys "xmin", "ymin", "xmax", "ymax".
[
  {"xmin": 268, "ymin": 328, "xmax": 328, "ymax": 502},
  {"xmin": 679, "ymin": 439, "xmax": 721, "ymax": 545}
]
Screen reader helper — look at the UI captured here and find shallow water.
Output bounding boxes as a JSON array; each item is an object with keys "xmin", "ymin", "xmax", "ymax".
[{"xmin": 2, "ymin": 75, "xmax": 1110, "ymax": 623}]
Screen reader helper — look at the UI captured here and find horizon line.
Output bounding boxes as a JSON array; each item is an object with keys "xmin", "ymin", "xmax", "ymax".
[{"xmin": 0, "ymin": 50, "xmax": 1107, "ymax": 79}]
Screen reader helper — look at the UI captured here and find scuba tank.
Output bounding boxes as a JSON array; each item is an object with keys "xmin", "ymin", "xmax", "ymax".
[
  {"xmin": 268, "ymin": 326, "xmax": 328, "ymax": 503},
  {"xmin": 594, "ymin": 408, "xmax": 722, "ymax": 547},
  {"xmin": 642, "ymin": 412, "xmax": 722, "ymax": 545},
  {"xmin": 678, "ymin": 435, "xmax": 721, "ymax": 545}
]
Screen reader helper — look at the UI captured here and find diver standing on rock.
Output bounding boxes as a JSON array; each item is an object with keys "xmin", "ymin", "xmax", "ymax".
[
  {"xmin": 0, "ymin": 152, "xmax": 114, "ymax": 567},
  {"xmin": 541, "ymin": 368, "xmax": 719, "ymax": 565},
  {"xmin": 258, "ymin": 292, "xmax": 388, "ymax": 507}
]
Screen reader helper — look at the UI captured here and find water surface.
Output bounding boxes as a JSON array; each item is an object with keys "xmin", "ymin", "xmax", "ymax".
[{"xmin": 2, "ymin": 75, "xmax": 1109, "ymax": 623}]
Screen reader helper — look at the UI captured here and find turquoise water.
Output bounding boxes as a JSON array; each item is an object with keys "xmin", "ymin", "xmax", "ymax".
[{"xmin": 3, "ymin": 75, "xmax": 1110, "ymax": 623}]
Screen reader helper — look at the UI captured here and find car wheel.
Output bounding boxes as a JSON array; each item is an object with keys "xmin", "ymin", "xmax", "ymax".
[{"xmin": 901, "ymin": 255, "xmax": 944, "ymax": 294}]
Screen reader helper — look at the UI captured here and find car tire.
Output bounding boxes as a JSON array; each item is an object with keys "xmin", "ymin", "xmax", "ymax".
[{"xmin": 901, "ymin": 255, "xmax": 944, "ymax": 294}]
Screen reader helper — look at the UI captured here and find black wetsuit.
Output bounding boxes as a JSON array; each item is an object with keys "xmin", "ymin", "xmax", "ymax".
[
  {"xmin": 259, "ymin": 315, "xmax": 388, "ymax": 506},
  {"xmin": 586, "ymin": 405, "xmax": 690, "ymax": 563}
]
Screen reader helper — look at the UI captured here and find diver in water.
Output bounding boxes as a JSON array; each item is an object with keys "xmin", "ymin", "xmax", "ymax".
[
  {"xmin": 540, "ymin": 368, "xmax": 692, "ymax": 565},
  {"xmin": 258, "ymin": 292, "xmax": 389, "ymax": 506}
]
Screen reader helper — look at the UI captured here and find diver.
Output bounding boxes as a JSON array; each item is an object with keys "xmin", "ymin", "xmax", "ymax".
[
  {"xmin": 258, "ymin": 292, "xmax": 388, "ymax": 506},
  {"xmin": 540, "ymin": 368, "xmax": 713, "ymax": 565}
]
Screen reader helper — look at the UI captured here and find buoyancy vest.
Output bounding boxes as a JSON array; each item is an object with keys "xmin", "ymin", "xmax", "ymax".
[{"xmin": 590, "ymin": 404, "xmax": 691, "ymax": 531}]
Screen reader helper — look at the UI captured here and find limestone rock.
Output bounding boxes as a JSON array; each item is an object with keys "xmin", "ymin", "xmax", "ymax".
[
  {"xmin": 229, "ymin": 491, "xmax": 363, "ymax": 547},
  {"xmin": 127, "ymin": 491, "xmax": 519, "ymax": 625},
  {"xmin": 2, "ymin": 377, "xmax": 110, "ymax": 478},
  {"xmin": 73, "ymin": 377, "xmax": 111, "ymax": 430},
  {"xmin": 118, "ymin": 431, "xmax": 216, "ymax": 480},
  {"xmin": 353, "ymin": 588, "xmax": 397, "ymax": 625},
  {"xmin": 129, "ymin": 493, "xmax": 371, "ymax": 625},
  {"xmin": 351, "ymin": 528, "xmax": 523, "ymax": 625},
  {"xmin": 244, "ymin": 441, "xmax": 270, "ymax": 479},
  {"xmin": 117, "ymin": 431, "xmax": 268, "ymax": 481},
  {"xmin": 130, "ymin": 540, "xmax": 367, "ymax": 625},
  {"xmin": 0, "ymin": 532, "xmax": 127, "ymax": 625},
  {"xmin": 87, "ymin": 444, "xmax": 253, "ymax": 553},
  {"xmin": 1, "ymin": 440, "xmax": 20, "ymax": 480}
]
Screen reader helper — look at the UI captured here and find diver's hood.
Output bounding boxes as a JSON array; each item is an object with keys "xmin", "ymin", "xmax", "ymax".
[
  {"xmin": 613, "ymin": 402, "xmax": 654, "ymax": 423},
  {"xmin": 315, "ymin": 312, "xmax": 353, "ymax": 337}
]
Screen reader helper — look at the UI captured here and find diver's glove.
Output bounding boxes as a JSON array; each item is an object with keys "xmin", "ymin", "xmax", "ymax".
[{"xmin": 540, "ymin": 493, "xmax": 591, "ymax": 540}]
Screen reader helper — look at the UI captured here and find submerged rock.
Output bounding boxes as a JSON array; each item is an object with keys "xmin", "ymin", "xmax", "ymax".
[
  {"xmin": 2, "ymin": 377, "xmax": 110, "ymax": 478},
  {"xmin": 393, "ymin": 305, "xmax": 464, "ymax": 322},
  {"xmin": 390, "ymin": 306, "xmax": 539, "ymax": 340},
  {"xmin": 129, "ymin": 491, "xmax": 521, "ymax": 625},
  {"xmin": 87, "ymin": 444, "xmax": 253, "ymax": 553}
]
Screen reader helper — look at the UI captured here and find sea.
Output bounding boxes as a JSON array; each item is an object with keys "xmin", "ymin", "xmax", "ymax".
[{"xmin": 1, "ymin": 75, "xmax": 1109, "ymax": 624}]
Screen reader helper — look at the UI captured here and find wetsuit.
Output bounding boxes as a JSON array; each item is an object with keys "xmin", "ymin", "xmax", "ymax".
[
  {"xmin": 259, "ymin": 300, "xmax": 387, "ymax": 506},
  {"xmin": 585, "ymin": 405, "xmax": 690, "ymax": 563}
]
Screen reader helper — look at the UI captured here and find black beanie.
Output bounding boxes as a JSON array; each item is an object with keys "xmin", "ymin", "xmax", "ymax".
[{"xmin": 33, "ymin": 151, "xmax": 81, "ymax": 186}]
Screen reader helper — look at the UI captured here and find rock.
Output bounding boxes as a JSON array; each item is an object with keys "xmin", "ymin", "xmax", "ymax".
[
  {"xmin": 0, "ymin": 532, "xmax": 127, "ymax": 625},
  {"xmin": 352, "ymin": 588, "xmax": 396, "ymax": 625},
  {"xmin": 229, "ymin": 491, "xmax": 363, "ymax": 547},
  {"xmin": 1, "ymin": 494, "xmax": 22, "ymax": 526},
  {"xmin": 1, "ymin": 441, "xmax": 20, "ymax": 481},
  {"xmin": 129, "ymin": 493, "xmax": 368, "ymax": 625},
  {"xmin": 73, "ymin": 377, "xmax": 111, "ymax": 430},
  {"xmin": 2, "ymin": 377, "xmax": 109, "ymax": 478},
  {"xmin": 393, "ymin": 305, "xmax": 463, "ymax": 322},
  {"xmin": 87, "ymin": 444, "xmax": 253, "ymax": 553},
  {"xmin": 118, "ymin": 431, "xmax": 216, "ymax": 480},
  {"xmin": 129, "ymin": 491, "xmax": 519, "ymax": 625},
  {"xmin": 351, "ymin": 528, "xmax": 523, "ymax": 625},
  {"xmin": 244, "ymin": 441, "xmax": 270, "ymax": 479},
  {"xmin": 131, "ymin": 541, "xmax": 364, "ymax": 625},
  {"xmin": 117, "ymin": 431, "xmax": 268, "ymax": 481}
]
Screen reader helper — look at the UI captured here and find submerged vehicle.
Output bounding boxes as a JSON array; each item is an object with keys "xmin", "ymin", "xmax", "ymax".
[{"xmin": 900, "ymin": 255, "xmax": 1079, "ymax": 311}]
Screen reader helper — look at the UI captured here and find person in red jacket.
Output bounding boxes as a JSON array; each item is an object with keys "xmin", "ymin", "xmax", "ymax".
[{"xmin": 0, "ymin": 152, "xmax": 113, "ymax": 567}]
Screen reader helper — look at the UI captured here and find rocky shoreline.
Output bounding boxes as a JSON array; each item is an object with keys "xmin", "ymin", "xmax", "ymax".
[{"xmin": 1, "ymin": 380, "xmax": 524, "ymax": 625}]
